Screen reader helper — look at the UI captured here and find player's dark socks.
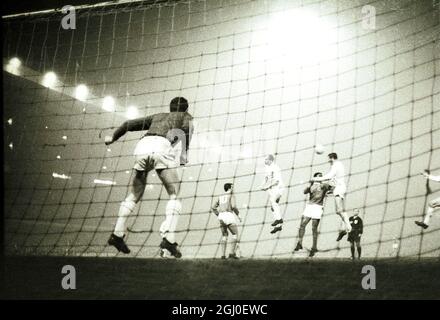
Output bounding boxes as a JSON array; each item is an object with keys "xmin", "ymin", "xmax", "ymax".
[
  {"xmin": 312, "ymin": 234, "xmax": 318, "ymax": 250},
  {"xmin": 271, "ymin": 219, "xmax": 283, "ymax": 227},
  {"xmin": 336, "ymin": 230, "xmax": 347, "ymax": 241},
  {"xmin": 221, "ymin": 256, "xmax": 226, "ymax": 259},
  {"xmin": 294, "ymin": 242, "xmax": 303, "ymax": 251},
  {"xmin": 270, "ymin": 226, "xmax": 282, "ymax": 234},
  {"xmin": 357, "ymin": 247, "xmax": 362, "ymax": 259},
  {"xmin": 350, "ymin": 246, "xmax": 355, "ymax": 259},
  {"xmin": 415, "ymin": 221, "xmax": 429, "ymax": 229},
  {"xmin": 108, "ymin": 233, "xmax": 131, "ymax": 254},
  {"xmin": 160, "ymin": 238, "xmax": 182, "ymax": 258},
  {"xmin": 228, "ymin": 253, "xmax": 239, "ymax": 259},
  {"xmin": 309, "ymin": 247, "xmax": 317, "ymax": 257}
]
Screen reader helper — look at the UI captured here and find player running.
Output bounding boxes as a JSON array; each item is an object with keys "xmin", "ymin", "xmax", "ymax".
[
  {"xmin": 310, "ymin": 152, "xmax": 352, "ymax": 241},
  {"xmin": 105, "ymin": 97, "xmax": 193, "ymax": 258},
  {"xmin": 415, "ymin": 171, "xmax": 440, "ymax": 229},
  {"xmin": 294, "ymin": 172, "xmax": 332, "ymax": 257},
  {"xmin": 260, "ymin": 154, "xmax": 284, "ymax": 234},
  {"xmin": 212, "ymin": 183, "xmax": 240, "ymax": 259},
  {"xmin": 347, "ymin": 209, "xmax": 363, "ymax": 260}
]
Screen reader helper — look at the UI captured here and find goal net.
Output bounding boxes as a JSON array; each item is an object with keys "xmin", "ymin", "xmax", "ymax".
[{"xmin": 3, "ymin": 0, "xmax": 440, "ymax": 258}]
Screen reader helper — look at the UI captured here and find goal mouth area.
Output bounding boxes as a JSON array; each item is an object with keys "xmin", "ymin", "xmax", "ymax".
[{"xmin": 2, "ymin": 255, "xmax": 439, "ymax": 300}]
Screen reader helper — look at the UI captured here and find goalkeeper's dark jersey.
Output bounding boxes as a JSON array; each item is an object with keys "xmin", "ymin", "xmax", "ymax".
[
  {"xmin": 349, "ymin": 216, "xmax": 363, "ymax": 235},
  {"xmin": 112, "ymin": 111, "xmax": 193, "ymax": 165}
]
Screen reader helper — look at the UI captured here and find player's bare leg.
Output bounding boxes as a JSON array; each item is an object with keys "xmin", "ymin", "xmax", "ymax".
[
  {"xmin": 294, "ymin": 216, "xmax": 311, "ymax": 251},
  {"xmin": 220, "ymin": 222, "xmax": 228, "ymax": 259},
  {"xmin": 109, "ymin": 169, "xmax": 149, "ymax": 254},
  {"xmin": 335, "ymin": 196, "xmax": 351, "ymax": 241},
  {"xmin": 415, "ymin": 199, "xmax": 440, "ymax": 229},
  {"xmin": 270, "ymin": 195, "xmax": 283, "ymax": 234},
  {"xmin": 228, "ymin": 224, "xmax": 239, "ymax": 259},
  {"xmin": 157, "ymin": 167, "xmax": 183, "ymax": 258}
]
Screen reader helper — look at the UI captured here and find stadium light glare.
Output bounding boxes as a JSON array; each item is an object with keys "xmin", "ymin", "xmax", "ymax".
[
  {"xmin": 102, "ymin": 96, "xmax": 116, "ymax": 112},
  {"xmin": 7, "ymin": 118, "xmax": 13, "ymax": 125},
  {"xmin": 52, "ymin": 173, "xmax": 71, "ymax": 180},
  {"xmin": 126, "ymin": 106, "xmax": 139, "ymax": 119},
  {"xmin": 42, "ymin": 71, "xmax": 58, "ymax": 88},
  {"xmin": 8, "ymin": 142, "xmax": 13, "ymax": 149},
  {"xmin": 94, "ymin": 179, "xmax": 116, "ymax": 185},
  {"xmin": 75, "ymin": 84, "xmax": 89, "ymax": 101},
  {"xmin": 5, "ymin": 57, "xmax": 21, "ymax": 75},
  {"xmin": 266, "ymin": 9, "xmax": 335, "ymax": 66}
]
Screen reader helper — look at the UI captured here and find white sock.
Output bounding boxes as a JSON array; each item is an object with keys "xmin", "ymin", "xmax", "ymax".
[
  {"xmin": 114, "ymin": 200, "xmax": 136, "ymax": 237},
  {"xmin": 230, "ymin": 234, "xmax": 238, "ymax": 255},
  {"xmin": 221, "ymin": 236, "xmax": 227, "ymax": 257},
  {"xmin": 271, "ymin": 202, "xmax": 282, "ymax": 221},
  {"xmin": 424, "ymin": 207, "xmax": 434, "ymax": 225},
  {"xmin": 160, "ymin": 199, "xmax": 182, "ymax": 243}
]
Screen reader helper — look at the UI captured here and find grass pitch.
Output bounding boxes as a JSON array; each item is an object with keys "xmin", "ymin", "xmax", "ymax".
[{"xmin": 1, "ymin": 256, "xmax": 439, "ymax": 299}]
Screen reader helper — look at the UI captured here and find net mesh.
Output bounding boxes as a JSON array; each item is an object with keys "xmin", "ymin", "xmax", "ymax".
[{"xmin": 3, "ymin": 0, "xmax": 440, "ymax": 258}]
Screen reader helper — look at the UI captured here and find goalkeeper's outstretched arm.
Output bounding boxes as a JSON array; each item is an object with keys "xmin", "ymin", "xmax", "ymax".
[{"xmin": 105, "ymin": 116, "xmax": 153, "ymax": 145}]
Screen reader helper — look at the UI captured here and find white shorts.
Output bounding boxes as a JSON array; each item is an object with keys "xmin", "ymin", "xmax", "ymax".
[
  {"xmin": 302, "ymin": 204, "xmax": 324, "ymax": 220},
  {"xmin": 333, "ymin": 184, "xmax": 346, "ymax": 199},
  {"xmin": 267, "ymin": 187, "xmax": 283, "ymax": 202},
  {"xmin": 218, "ymin": 211, "xmax": 237, "ymax": 226},
  {"xmin": 133, "ymin": 136, "xmax": 180, "ymax": 171}
]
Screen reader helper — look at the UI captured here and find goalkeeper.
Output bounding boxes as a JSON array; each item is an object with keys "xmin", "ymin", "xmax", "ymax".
[{"xmin": 105, "ymin": 97, "xmax": 193, "ymax": 258}]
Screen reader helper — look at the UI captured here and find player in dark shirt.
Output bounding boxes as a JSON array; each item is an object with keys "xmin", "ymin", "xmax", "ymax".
[
  {"xmin": 347, "ymin": 209, "xmax": 363, "ymax": 259},
  {"xmin": 294, "ymin": 172, "xmax": 332, "ymax": 257},
  {"xmin": 106, "ymin": 97, "xmax": 193, "ymax": 258}
]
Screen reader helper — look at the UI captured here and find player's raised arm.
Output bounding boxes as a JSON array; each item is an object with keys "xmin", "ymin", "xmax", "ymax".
[
  {"xmin": 105, "ymin": 116, "xmax": 153, "ymax": 145},
  {"xmin": 421, "ymin": 171, "xmax": 440, "ymax": 182},
  {"xmin": 312, "ymin": 165, "xmax": 336, "ymax": 182}
]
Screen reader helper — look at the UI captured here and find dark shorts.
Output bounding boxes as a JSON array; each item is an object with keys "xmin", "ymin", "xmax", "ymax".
[{"xmin": 347, "ymin": 232, "xmax": 361, "ymax": 242}]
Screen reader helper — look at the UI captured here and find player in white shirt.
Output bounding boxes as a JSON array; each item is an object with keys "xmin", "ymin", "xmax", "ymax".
[
  {"xmin": 415, "ymin": 171, "xmax": 440, "ymax": 229},
  {"xmin": 260, "ymin": 154, "xmax": 284, "ymax": 234},
  {"xmin": 311, "ymin": 152, "xmax": 352, "ymax": 241},
  {"xmin": 212, "ymin": 183, "xmax": 240, "ymax": 259}
]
